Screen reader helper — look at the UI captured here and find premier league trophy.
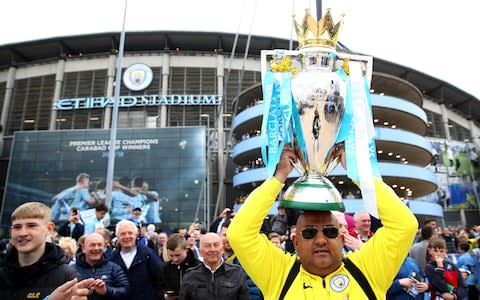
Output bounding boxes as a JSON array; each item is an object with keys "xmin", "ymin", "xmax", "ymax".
[{"xmin": 260, "ymin": 9, "xmax": 381, "ymax": 214}]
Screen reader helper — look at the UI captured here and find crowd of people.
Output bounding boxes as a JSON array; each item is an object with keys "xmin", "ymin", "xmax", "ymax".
[{"xmin": 0, "ymin": 147, "xmax": 480, "ymax": 299}]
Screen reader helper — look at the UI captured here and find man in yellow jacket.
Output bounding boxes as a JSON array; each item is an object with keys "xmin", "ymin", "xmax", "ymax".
[{"xmin": 227, "ymin": 146, "xmax": 418, "ymax": 299}]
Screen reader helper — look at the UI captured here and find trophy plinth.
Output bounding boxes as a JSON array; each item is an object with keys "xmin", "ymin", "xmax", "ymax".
[{"xmin": 283, "ymin": 175, "xmax": 344, "ymax": 211}]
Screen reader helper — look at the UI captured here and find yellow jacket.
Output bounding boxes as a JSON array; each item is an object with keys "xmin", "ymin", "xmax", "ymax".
[{"xmin": 227, "ymin": 177, "xmax": 418, "ymax": 300}]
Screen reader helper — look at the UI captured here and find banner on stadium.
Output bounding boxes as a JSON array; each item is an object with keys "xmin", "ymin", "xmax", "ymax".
[{"xmin": 0, "ymin": 128, "xmax": 206, "ymax": 228}]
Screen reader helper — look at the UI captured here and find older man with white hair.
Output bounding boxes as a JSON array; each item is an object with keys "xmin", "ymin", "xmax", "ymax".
[
  {"xmin": 179, "ymin": 232, "xmax": 249, "ymax": 300},
  {"xmin": 332, "ymin": 211, "xmax": 364, "ymax": 252},
  {"xmin": 349, "ymin": 211, "xmax": 374, "ymax": 242},
  {"xmin": 110, "ymin": 220, "xmax": 163, "ymax": 300}
]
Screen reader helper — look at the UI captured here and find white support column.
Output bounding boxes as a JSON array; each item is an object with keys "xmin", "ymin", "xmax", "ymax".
[
  {"xmin": 159, "ymin": 53, "xmax": 170, "ymax": 128},
  {"xmin": 215, "ymin": 54, "xmax": 225, "ymax": 216},
  {"xmin": 440, "ymin": 104, "xmax": 451, "ymax": 140},
  {"xmin": 469, "ymin": 120, "xmax": 480, "ymax": 147},
  {"xmin": 49, "ymin": 58, "xmax": 66, "ymax": 130},
  {"xmin": 0, "ymin": 66, "xmax": 16, "ymax": 155},
  {"xmin": 103, "ymin": 53, "xmax": 117, "ymax": 129}
]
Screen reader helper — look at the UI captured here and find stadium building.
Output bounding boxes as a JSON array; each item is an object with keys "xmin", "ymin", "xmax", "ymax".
[{"xmin": 0, "ymin": 30, "xmax": 479, "ymax": 228}]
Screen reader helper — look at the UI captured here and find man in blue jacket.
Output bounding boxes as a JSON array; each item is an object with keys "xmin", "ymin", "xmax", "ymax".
[
  {"xmin": 73, "ymin": 232, "xmax": 129, "ymax": 299},
  {"xmin": 110, "ymin": 220, "xmax": 163, "ymax": 300}
]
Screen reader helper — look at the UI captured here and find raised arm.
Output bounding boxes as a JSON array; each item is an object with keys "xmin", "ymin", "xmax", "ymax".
[{"xmin": 228, "ymin": 145, "xmax": 297, "ymax": 296}]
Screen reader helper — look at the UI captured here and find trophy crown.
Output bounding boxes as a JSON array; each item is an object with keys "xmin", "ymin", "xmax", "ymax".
[{"xmin": 293, "ymin": 8, "xmax": 344, "ymax": 49}]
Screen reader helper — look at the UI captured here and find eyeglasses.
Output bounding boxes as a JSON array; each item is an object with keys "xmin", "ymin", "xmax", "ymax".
[{"xmin": 301, "ymin": 226, "xmax": 339, "ymax": 239}]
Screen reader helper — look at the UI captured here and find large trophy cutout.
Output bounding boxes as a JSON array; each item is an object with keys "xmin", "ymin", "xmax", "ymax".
[{"xmin": 260, "ymin": 8, "xmax": 381, "ymax": 214}]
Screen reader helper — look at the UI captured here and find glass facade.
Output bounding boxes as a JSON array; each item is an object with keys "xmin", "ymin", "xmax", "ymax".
[
  {"xmin": 58, "ymin": 70, "xmax": 108, "ymax": 130},
  {"xmin": 425, "ymin": 108, "xmax": 472, "ymax": 142},
  {"xmin": 425, "ymin": 109, "xmax": 446, "ymax": 139},
  {"xmin": 0, "ymin": 82, "xmax": 5, "ymax": 125},
  {"xmin": 6, "ymin": 75, "xmax": 55, "ymax": 135},
  {"xmin": 449, "ymin": 120, "xmax": 471, "ymax": 142},
  {"xmin": 1, "ymin": 63, "xmax": 262, "ymax": 134}
]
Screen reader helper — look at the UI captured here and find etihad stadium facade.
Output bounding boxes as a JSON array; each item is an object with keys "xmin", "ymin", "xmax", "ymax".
[{"xmin": 0, "ymin": 31, "xmax": 479, "ymax": 227}]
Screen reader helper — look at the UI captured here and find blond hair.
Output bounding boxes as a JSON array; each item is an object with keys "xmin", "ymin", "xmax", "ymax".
[
  {"xmin": 59, "ymin": 237, "xmax": 78, "ymax": 256},
  {"xmin": 11, "ymin": 202, "xmax": 51, "ymax": 223}
]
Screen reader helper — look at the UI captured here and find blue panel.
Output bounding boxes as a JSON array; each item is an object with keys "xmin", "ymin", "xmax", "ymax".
[
  {"xmin": 234, "ymin": 163, "xmax": 437, "ymax": 188},
  {"xmin": 233, "ymin": 168, "xmax": 268, "ymax": 186},
  {"xmin": 231, "ymin": 104, "xmax": 263, "ymax": 130},
  {"xmin": 344, "ymin": 199, "xmax": 365, "ymax": 213},
  {"xmin": 232, "ymin": 136, "xmax": 262, "ymax": 158},
  {"xmin": 375, "ymin": 127, "xmax": 433, "ymax": 153},
  {"xmin": 330, "ymin": 162, "xmax": 437, "ymax": 185},
  {"xmin": 408, "ymin": 200, "xmax": 444, "ymax": 217},
  {"xmin": 233, "ymin": 167, "xmax": 301, "ymax": 186},
  {"xmin": 232, "ymin": 128, "xmax": 432, "ymax": 162},
  {"xmin": 371, "ymin": 94, "xmax": 427, "ymax": 123},
  {"xmin": 344, "ymin": 199, "xmax": 443, "ymax": 217}
]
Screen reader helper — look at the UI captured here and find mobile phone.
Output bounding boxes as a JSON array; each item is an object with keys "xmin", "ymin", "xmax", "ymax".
[{"xmin": 409, "ymin": 271, "xmax": 423, "ymax": 282}]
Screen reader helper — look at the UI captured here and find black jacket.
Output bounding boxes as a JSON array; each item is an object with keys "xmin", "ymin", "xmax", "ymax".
[
  {"xmin": 179, "ymin": 261, "xmax": 249, "ymax": 300},
  {"xmin": 74, "ymin": 253, "xmax": 129, "ymax": 299},
  {"xmin": 110, "ymin": 241, "xmax": 163, "ymax": 300},
  {"xmin": 58, "ymin": 221, "xmax": 85, "ymax": 241},
  {"xmin": 0, "ymin": 242, "xmax": 79, "ymax": 300},
  {"xmin": 158, "ymin": 249, "xmax": 200, "ymax": 296}
]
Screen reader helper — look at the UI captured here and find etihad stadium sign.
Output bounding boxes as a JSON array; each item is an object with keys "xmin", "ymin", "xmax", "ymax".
[{"xmin": 53, "ymin": 94, "xmax": 221, "ymax": 110}]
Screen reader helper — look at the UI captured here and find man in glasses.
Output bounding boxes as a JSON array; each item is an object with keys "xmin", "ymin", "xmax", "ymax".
[{"xmin": 228, "ymin": 145, "xmax": 418, "ymax": 299}]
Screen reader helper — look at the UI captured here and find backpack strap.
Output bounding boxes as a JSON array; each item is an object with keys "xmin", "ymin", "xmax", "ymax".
[
  {"xmin": 343, "ymin": 257, "xmax": 377, "ymax": 300},
  {"xmin": 279, "ymin": 259, "xmax": 301, "ymax": 300},
  {"xmin": 279, "ymin": 257, "xmax": 376, "ymax": 300}
]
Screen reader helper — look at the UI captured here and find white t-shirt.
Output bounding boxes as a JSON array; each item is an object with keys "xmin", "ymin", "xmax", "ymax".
[{"xmin": 120, "ymin": 246, "xmax": 137, "ymax": 269}]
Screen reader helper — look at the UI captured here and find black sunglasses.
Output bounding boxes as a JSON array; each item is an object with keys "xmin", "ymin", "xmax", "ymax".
[{"xmin": 301, "ymin": 226, "xmax": 339, "ymax": 239}]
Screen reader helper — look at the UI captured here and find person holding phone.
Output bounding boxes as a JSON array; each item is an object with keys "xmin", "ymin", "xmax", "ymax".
[
  {"xmin": 58, "ymin": 207, "xmax": 85, "ymax": 241},
  {"xmin": 387, "ymin": 256, "xmax": 428, "ymax": 299},
  {"xmin": 157, "ymin": 233, "xmax": 200, "ymax": 299}
]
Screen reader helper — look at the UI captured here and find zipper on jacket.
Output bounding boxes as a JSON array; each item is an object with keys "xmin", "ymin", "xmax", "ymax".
[
  {"xmin": 322, "ymin": 277, "xmax": 326, "ymax": 288},
  {"xmin": 178, "ymin": 264, "xmax": 182, "ymax": 289},
  {"xmin": 211, "ymin": 271, "xmax": 215, "ymax": 298}
]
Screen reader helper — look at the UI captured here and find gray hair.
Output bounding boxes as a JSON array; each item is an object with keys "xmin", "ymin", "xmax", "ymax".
[{"xmin": 115, "ymin": 219, "xmax": 138, "ymax": 236}]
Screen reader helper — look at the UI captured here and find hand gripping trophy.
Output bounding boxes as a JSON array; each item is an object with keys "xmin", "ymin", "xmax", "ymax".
[{"xmin": 260, "ymin": 8, "xmax": 381, "ymax": 216}]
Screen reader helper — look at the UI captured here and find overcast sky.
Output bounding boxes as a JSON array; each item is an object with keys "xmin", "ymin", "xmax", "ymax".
[{"xmin": 1, "ymin": 0, "xmax": 479, "ymax": 101}]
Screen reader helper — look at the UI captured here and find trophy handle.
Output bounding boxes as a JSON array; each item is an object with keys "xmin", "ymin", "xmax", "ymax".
[
  {"xmin": 290, "ymin": 158, "xmax": 305, "ymax": 175},
  {"xmin": 323, "ymin": 142, "xmax": 345, "ymax": 174}
]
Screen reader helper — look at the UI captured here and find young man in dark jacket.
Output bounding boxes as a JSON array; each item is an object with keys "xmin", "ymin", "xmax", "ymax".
[
  {"xmin": 158, "ymin": 233, "xmax": 200, "ymax": 299},
  {"xmin": 0, "ymin": 202, "xmax": 80, "ymax": 299},
  {"xmin": 110, "ymin": 220, "xmax": 163, "ymax": 300},
  {"xmin": 73, "ymin": 232, "xmax": 129, "ymax": 299},
  {"xmin": 179, "ymin": 232, "xmax": 249, "ymax": 300}
]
